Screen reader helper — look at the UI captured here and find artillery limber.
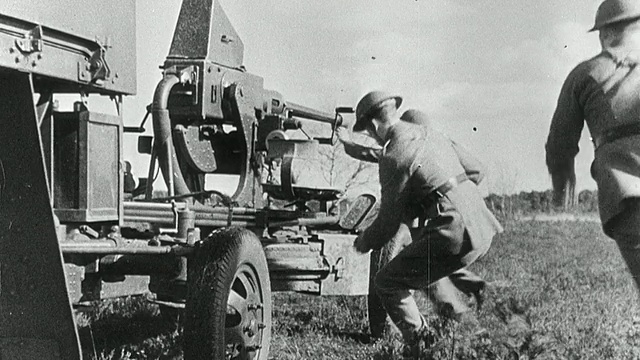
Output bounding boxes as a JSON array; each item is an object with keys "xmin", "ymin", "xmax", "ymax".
[{"xmin": 0, "ymin": 1, "xmax": 376, "ymax": 358}]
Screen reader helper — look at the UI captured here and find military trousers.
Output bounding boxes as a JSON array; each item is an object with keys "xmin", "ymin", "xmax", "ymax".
[
  {"xmin": 606, "ymin": 197, "xmax": 640, "ymax": 292},
  {"xmin": 429, "ymin": 268, "xmax": 485, "ymax": 315},
  {"xmin": 374, "ymin": 206, "xmax": 492, "ymax": 341},
  {"xmin": 384, "ymin": 223, "xmax": 486, "ymax": 317}
]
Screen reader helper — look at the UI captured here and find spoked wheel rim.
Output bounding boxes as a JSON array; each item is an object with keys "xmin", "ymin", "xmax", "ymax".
[
  {"xmin": 184, "ymin": 227, "xmax": 272, "ymax": 360},
  {"xmin": 224, "ymin": 264, "xmax": 268, "ymax": 360}
]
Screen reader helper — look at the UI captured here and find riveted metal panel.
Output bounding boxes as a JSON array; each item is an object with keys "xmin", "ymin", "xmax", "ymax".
[
  {"xmin": 168, "ymin": 0, "xmax": 243, "ymax": 68},
  {"xmin": 0, "ymin": 72, "xmax": 81, "ymax": 360},
  {"xmin": 263, "ymin": 236, "xmax": 370, "ymax": 296},
  {"xmin": 317, "ymin": 233, "xmax": 371, "ymax": 296},
  {"xmin": 53, "ymin": 110, "xmax": 122, "ymax": 223},
  {"xmin": 0, "ymin": 0, "xmax": 136, "ymax": 94}
]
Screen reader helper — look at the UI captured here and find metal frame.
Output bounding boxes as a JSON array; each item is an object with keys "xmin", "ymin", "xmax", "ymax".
[
  {"xmin": 0, "ymin": 1, "xmax": 136, "ymax": 95},
  {"xmin": 0, "ymin": 1, "xmax": 377, "ymax": 358},
  {"xmin": 0, "ymin": 71, "xmax": 81, "ymax": 360}
]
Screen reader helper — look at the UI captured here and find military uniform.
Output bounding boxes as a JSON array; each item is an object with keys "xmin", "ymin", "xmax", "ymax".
[
  {"xmin": 546, "ymin": 49, "xmax": 640, "ymax": 288},
  {"xmin": 356, "ymin": 120, "xmax": 503, "ymax": 339},
  {"xmin": 342, "ymin": 110, "xmax": 488, "ymax": 316}
]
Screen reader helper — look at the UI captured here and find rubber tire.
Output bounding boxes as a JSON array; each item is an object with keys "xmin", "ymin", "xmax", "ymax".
[
  {"xmin": 184, "ymin": 227, "xmax": 272, "ymax": 360},
  {"xmin": 367, "ymin": 225, "xmax": 411, "ymax": 339}
]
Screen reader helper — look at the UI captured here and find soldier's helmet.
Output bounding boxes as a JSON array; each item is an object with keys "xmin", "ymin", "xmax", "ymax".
[
  {"xmin": 353, "ymin": 91, "xmax": 402, "ymax": 132},
  {"xmin": 590, "ymin": 0, "xmax": 640, "ymax": 31},
  {"xmin": 400, "ymin": 109, "xmax": 430, "ymax": 127}
]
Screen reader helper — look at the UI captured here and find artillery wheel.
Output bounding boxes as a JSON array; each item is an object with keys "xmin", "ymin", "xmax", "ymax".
[
  {"xmin": 368, "ymin": 225, "xmax": 412, "ymax": 339},
  {"xmin": 184, "ymin": 227, "xmax": 272, "ymax": 360}
]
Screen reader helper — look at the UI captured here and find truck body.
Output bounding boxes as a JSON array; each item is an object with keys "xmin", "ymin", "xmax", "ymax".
[{"xmin": 0, "ymin": 1, "xmax": 375, "ymax": 358}]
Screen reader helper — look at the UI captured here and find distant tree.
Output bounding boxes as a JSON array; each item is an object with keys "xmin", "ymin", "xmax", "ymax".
[
  {"xmin": 488, "ymin": 159, "xmax": 520, "ymax": 217},
  {"xmin": 540, "ymin": 190, "xmax": 554, "ymax": 212},
  {"xmin": 319, "ymin": 141, "xmax": 378, "ymax": 195},
  {"xmin": 483, "ymin": 188, "xmax": 597, "ymax": 216},
  {"xmin": 578, "ymin": 189, "xmax": 598, "ymax": 212},
  {"xmin": 485, "ymin": 193, "xmax": 506, "ymax": 217},
  {"xmin": 530, "ymin": 191, "xmax": 542, "ymax": 211},
  {"xmin": 302, "ymin": 123, "xmax": 380, "ymax": 198}
]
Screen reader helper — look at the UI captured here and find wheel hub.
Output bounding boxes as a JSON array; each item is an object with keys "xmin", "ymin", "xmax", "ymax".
[{"xmin": 225, "ymin": 265, "xmax": 268, "ymax": 359}]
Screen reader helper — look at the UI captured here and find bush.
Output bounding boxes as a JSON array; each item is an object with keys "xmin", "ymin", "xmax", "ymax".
[{"xmin": 485, "ymin": 189, "xmax": 598, "ymax": 219}]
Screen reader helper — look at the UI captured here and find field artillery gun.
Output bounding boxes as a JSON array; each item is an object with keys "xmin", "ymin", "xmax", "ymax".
[{"xmin": 0, "ymin": 1, "xmax": 376, "ymax": 359}]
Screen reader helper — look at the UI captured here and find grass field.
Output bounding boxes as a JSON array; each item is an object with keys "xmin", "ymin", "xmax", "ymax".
[{"xmin": 79, "ymin": 219, "xmax": 640, "ymax": 359}]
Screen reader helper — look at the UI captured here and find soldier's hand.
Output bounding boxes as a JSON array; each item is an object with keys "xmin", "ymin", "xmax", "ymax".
[
  {"xmin": 549, "ymin": 161, "xmax": 576, "ymax": 209},
  {"xmin": 336, "ymin": 127, "xmax": 353, "ymax": 144},
  {"xmin": 353, "ymin": 233, "xmax": 371, "ymax": 254}
]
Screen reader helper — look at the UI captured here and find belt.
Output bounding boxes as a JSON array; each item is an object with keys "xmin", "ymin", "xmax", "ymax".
[
  {"xmin": 417, "ymin": 173, "xmax": 469, "ymax": 225},
  {"xmin": 593, "ymin": 122, "xmax": 640, "ymax": 150}
]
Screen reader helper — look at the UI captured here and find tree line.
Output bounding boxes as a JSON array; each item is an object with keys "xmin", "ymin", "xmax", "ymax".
[{"xmin": 484, "ymin": 189, "xmax": 598, "ymax": 218}]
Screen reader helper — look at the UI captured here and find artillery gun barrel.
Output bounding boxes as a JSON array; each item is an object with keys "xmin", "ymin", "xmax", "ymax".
[{"xmin": 287, "ymin": 102, "xmax": 342, "ymax": 127}]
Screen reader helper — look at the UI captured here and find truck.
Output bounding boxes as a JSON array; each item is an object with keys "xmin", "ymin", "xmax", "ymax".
[{"xmin": 0, "ymin": 1, "xmax": 380, "ymax": 358}]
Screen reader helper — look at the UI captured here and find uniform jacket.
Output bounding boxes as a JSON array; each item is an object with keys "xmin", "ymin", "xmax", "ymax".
[
  {"xmin": 359, "ymin": 121, "xmax": 502, "ymax": 251},
  {"xmin": 343, "ymin": 110, "xmax": 486, "ymax": 184},
  {"xmin": 546, "ymin": 50, "xmax": 640, "ymax": 228},
  {"xmin": 342, "ymin": 109, "xmax": 430, "ymax": 163}
]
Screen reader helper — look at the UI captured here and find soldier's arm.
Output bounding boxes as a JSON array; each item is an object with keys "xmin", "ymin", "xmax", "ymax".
[
  {"xmin": 342, "ymin": 141, "xmax": 382, "ymax": 163},
  {"xmin": 451, "ymin": 140, "xmax": 485, "ymax": 185},
  {"xmin": 337, "ymin": 127, "xmax": 382, "ymax": 162},
  {"xmin": 546, "ymin": 68, "xmax": 584, "ymax": 207}
]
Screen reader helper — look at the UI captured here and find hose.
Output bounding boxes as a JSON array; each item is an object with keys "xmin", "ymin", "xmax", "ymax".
[{"xmin": 151, "ymin": 75, "xmax": 190, "ymax": 197}]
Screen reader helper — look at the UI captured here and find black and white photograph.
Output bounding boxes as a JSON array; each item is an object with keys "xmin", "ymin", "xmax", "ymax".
[{"xmin": 1, "ymin": 0, "xmax": 639, "ymax": 359}]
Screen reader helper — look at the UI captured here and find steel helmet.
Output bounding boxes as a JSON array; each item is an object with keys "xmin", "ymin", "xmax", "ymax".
[
  {"xmin": 590, "ymin": 0, "xmax": 640, "ymax": 31},
  {"xmin": 353, "ymin": 91, "xmax": 402, "ymax": 132},
  {"xmin": 400, "ymin": 109, "xmax": 430, "ymax": 127}
]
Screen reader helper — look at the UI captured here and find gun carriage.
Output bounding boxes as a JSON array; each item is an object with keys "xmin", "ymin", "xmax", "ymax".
[{"xmin": 0, "ymin": 1, "xmax": 376, "ymax": 359}]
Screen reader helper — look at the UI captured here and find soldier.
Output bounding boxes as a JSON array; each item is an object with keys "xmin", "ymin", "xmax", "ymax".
[
  {"xmin": 337, "ymin": 108, "xmax": 487, "ymax": 319},
  {"xmin": 546, "ymin": 0, "xmax": 640, "ymax": 291},
  {"xmin": 348, "ymin": 91, "xmax": 503, "ymax": 347}
]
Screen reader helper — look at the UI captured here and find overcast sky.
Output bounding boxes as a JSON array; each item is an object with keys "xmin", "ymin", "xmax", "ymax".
[{"xmin": 124, "ymin": 0, "xmax": 604, "ymax": 194}]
